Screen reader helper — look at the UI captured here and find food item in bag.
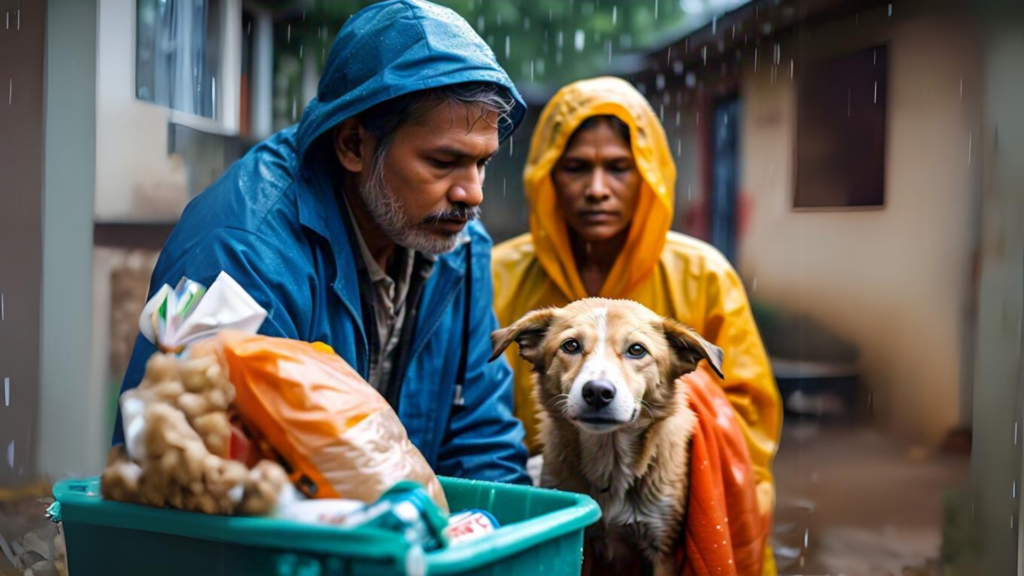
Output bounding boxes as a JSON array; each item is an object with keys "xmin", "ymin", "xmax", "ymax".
[
  {"xmin": 201, "ymin": 331, "xmax": 449, "ymax": 512},
  {"xmin": 445, "ymin": 509, "xmax": 499, "ymax": 545},
  {"xmin": 274, "ymin": 498, "xmax": 365, "ymax": 526},
  {"xmin": 333, "ymin": 481, "xmax": 449, "ymax": 551},
  {"xmin": 101, "ymin": 351, "xmax": 293, "ymax": 515}
]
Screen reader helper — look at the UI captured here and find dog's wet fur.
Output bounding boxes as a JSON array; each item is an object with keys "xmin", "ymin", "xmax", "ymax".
[{"xmin": 491, "ymin": 298, "xmax": 723, "ymax": 575}]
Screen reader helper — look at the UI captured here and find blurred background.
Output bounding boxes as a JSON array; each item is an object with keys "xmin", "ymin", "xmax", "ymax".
[{"xmin": 1, "ymin": 0, "xmax": 1023, "ymax": 573}]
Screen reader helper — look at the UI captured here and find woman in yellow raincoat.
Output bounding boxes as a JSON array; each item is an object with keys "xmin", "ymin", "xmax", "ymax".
[{"xmin": 492, "ymin": 77, "xmax": 781, "ymax": 574}]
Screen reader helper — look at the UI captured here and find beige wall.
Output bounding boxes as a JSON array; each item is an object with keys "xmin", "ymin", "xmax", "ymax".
[{"xmin": 738, "ymin": 9, "xmax": 981, "ymax": 444}]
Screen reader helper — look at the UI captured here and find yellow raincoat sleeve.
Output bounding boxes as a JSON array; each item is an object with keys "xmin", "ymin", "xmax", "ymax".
[{"xmin": 698, "ymin": 254, "xmax": 782, "ymax": 519}]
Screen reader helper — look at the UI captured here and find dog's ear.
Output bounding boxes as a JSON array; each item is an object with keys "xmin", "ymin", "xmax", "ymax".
[
  {"xmin": 662, "ymin": 317, "xmax": 724, "ymax": 379},
  {"xmin": 489, "ymin": 308, "xmax": 558, "ymax": 367}
]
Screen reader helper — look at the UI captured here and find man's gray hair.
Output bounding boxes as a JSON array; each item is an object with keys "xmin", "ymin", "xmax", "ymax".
[{"xmin": 356, "ymin": 82, "xmax": 516, "ymax": 167}]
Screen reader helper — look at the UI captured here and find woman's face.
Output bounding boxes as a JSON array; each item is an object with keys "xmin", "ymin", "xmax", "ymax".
[{"xmin": 552, "ymin": 118, "xmax": 643, "ymax": 244}]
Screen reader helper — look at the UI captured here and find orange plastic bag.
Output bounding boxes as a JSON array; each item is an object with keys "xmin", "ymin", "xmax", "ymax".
[{"xmin": 193, "ymin": 331, "xmax": 448, "ymax": 512}]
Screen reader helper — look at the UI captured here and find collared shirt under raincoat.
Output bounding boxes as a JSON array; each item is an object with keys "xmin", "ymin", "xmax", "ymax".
[
  {"xmin": 491, "ymin": 78, "xmax": 782, "ymax": 563},
  {"xmin": 113, "ymin": 0, "xmax": 529, "ymax": 485}
]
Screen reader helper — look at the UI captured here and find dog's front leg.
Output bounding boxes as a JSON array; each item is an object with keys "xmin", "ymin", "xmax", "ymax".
[{"xmin": 651, "ymin": 554, "xmax": 677, "ymax": 576}]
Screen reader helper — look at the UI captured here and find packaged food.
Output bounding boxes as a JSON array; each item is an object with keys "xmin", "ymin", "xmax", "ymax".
[
  {"xmin": 199, "ymin": 331, "xmax": 448, "ymax": 512},
  {"xmin": 275, "ymin": 481, "xmax": 448, "ymax": 551},
  {"xmin": 336, "ymin": 481, "xmax": 449, "ymax": 551},
  {"xmin": 273, "ymin": 498, "xmax": 365, "ymax": 526},
  {"xmin": 446, "ymin": 509, "xmax": 500, "ymax": 545}
]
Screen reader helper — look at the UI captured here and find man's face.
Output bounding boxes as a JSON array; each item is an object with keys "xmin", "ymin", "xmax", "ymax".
[{"xmin": 359, "ymin": 101, "xmax": 500, "ymax": 254}]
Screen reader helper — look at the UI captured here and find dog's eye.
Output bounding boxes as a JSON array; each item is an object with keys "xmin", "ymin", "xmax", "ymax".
[
  {"xmin": 560, "ymin": 339, "xmax": 581, "ymax": 354},
  {"xmin": 626, "ymin": 344, "xmax": 648, "ymax": 359}
]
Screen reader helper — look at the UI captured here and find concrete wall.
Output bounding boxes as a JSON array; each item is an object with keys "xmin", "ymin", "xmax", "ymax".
[
  {"xmin": 1, "ymin": 0, "xmax": 46, "ymax": 486},
  {"xmin": 971, "ymin": 15, "xmax": 1024, "ymax": 575},
  {"xmin": 38, "ymin": 0, "xmax": 102, "ymax": 479},
  {"xmin": 95, "ymin": 0, "xmax": 189, "ymax": 222},
  {"xmin": 737, "ymin": 7, "xmax": 982, "ymax": 444}
]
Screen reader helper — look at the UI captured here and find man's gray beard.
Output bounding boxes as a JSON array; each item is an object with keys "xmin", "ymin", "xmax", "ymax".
[{"xmin": 358, "ymin": 152, "xmax": 463, "ymax": 255}]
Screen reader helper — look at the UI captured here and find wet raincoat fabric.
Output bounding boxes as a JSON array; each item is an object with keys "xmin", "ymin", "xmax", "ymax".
[
  {"xmin": 113, "ymin": 0, "xmax": 529, "ymax": 485},
  {"xmin": 491, "ymin": 77, "xmax": 781, "ymax": 570}
]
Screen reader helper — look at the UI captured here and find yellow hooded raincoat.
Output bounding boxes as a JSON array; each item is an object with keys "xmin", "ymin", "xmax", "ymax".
[{"xmin": 492, "ymin": 78, "xmax": 781, "ymax": 572}]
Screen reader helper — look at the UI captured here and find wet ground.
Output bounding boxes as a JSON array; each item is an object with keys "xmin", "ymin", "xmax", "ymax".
[{"xmin": 773, "ymin": 422, "xmax": 970, "ymax": 575}]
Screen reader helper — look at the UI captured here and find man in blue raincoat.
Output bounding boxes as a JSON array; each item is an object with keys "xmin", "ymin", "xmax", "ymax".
[{"xmin": 113, "ymin": 0, "xmax": 529, "ymax": 484}]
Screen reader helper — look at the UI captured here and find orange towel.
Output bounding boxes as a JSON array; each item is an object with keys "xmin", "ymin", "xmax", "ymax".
[{"xmin": 679, "ymin": 372, "xmax": 772, "ymax": 576}]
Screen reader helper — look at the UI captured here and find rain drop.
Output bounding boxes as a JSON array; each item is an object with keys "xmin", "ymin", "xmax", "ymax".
[
  {"xmin": 292, "ymin": 98, "xmax": 297, "ymax": 122},
  {"xmin": 7, "ymin": 78, "xmax": 11, "ymax": 105},
  {"xmin": 4, "ymin": 376, "xmax": 8, "ymax": 407},
  {"xmin": 299, "ymin": 45, "xmax": 303, "ymax": 60},
  {"xmin": 654, "ymin": 0, "xmax": 659, "ymax": 20},
  {"xmin": 656, "ymin": 73, "xmax": 666, "ymax": 91},
  {"xmin": 612, "ymin": 5, "xmax": 618, "ymax": 25},
  {"xmin": 575, "ymin": 29, "xmax": 586, "ymax": 52},
  {"xmin": 888, "ymin": 3, "xmax": 893, "ymax": 17},
  {"xmin": 673, "ymin": 60, "xmax": 684, "ymax": 75},
  {"xmin": 752, "ymin": 277, "xmax": 758, "ymax": 292},
  {"xmin": 248, "ymin": 21, "xmax": 252, "ymax": 36},
  {"xmin": 5, "ymin": 440, "xmax": 12, "ymax": 469},
  {"xmin": 607, "ymin": 40, "xmax": 613, "ymax": 63},
  {"xmin": 505, "ymin": 36, "xmax": 510, "ymax": 59},
  {"xmin": 287, "ymin": 24, "xmax": 291, "ymax": 44},
  {"xmin": 477, "ymin": 15, "xmax": 485, "ymax": 33},
  {"xmin": 702, "ymin": 46, "xmax": 707, "ymax": 66},
  {"xmin": 968, "ymin": 130, "xmax": 972, "ymax": 166},
  {"xmin": 712, "ymin": 16, "xmax": 717, "ymax": 35},
  {"xmin": 960, "ymin": 77, "xmax": 963, "ymax": 100},
  {"xmin": 873, "ymin": 81, "xmax": 878, "ymax": 103}
]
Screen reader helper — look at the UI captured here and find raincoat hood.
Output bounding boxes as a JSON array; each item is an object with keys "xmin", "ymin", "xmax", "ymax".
[
  {"xmin": 523, "ymin": 76, "xmax": 676, "ymax": 300},
  {"xmin": 295, "ymin": 0, "xmax": 526, "ymax": 161}
]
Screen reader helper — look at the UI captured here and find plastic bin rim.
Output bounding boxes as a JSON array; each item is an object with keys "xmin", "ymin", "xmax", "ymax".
[{"xmin": 53, "ymin": 476, "xmax": 602, "ymax": 572}]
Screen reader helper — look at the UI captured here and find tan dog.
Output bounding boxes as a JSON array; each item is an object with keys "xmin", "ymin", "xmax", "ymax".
[{"xmin": 491, "ymin": 298, "xmax": 723, "ymax": 576}]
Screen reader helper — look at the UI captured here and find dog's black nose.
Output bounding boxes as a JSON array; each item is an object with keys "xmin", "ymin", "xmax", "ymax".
[{"xmin": 582, "ymin": 380, "xmax": 616, "ymax": 409}]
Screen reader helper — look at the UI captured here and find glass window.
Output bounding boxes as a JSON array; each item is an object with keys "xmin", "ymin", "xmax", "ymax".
[{"xmin": 136, "ymin": 0, "xmax": 223, "ymax": 119}]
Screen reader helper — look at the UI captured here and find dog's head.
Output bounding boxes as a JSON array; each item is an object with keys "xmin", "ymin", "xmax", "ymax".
[{"xmin": 490, "ymin": 298, "xmax": 723, "ymax": 434}]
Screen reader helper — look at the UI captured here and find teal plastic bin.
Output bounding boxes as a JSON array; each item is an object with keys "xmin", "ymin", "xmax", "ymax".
[{"xmin": 52, "ymin": 476, "xmax": 600, "ymax": 576}]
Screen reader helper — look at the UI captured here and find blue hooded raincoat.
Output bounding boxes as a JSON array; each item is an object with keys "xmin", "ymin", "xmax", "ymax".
[{"xmin": 113, "ymin": 0, "xmax": 530, "ymax": 485}]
